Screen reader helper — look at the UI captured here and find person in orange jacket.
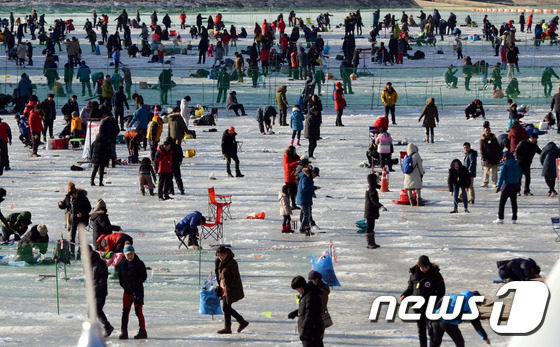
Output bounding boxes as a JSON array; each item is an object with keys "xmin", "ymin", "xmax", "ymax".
[{"xmin": 97, "ymin": 232, "xmax": 133, "ymax": 253}]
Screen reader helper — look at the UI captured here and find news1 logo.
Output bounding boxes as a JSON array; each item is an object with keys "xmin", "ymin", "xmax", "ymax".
[{"xmin": 369, "ymin": 282, "xmax": 550, "ymax": 335}]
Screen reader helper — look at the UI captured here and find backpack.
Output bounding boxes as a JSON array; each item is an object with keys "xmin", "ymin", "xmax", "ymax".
[{"xmin": 402, "ymin": 155, "xmax": 414, "ymax": 173}]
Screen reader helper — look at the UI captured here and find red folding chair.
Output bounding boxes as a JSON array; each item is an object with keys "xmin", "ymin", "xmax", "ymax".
[
  {"xmin": 208, "ymin": 187, "xmax": 232, "ymax": 220},
  {"xmin": 201, "ymin": 205, "xmax": 224, "ymax": 242}
]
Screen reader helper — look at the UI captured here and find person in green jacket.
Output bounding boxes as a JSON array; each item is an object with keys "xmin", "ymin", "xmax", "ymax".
[
  {"xmin": 276, "ymin": 85, "xmax": 288, "ymax": 125},
  {"xmin": 444, "ymin": 64, "xmax": 458, "ymax": 88},
  {"xmin": 87, "ymin": 29, "xmax": 97, "ymax": 53},
  {"xmin": 314, "ymin": 68, "xmax": 326, "ymax": 96},
  {"xmin": 491, "ymin": 63, "xmax": 502, "ymax": 90},
  {"xmin": 101, "ymin": 75, "xmax": 114, "ymax": 106},
  {"xmin": 76, "ymin": 61, "xmax": 92, "ymax": 97},
  {"xmin": 216, "ymin": 67, "xmax": 230, "ymax": 103},
  {"xmin": 462, "ymin": 56, "xmax": 474, "ymax": 91},
  {"xmin": 158, "ymin": 68, "xmax": 173, "ymax": 105},
  {"xmin": 44, "ymin": 66, "xmax": 59, "ymax": 90},
  {"xmin": 122, "ymin": 68, "xmax": 132, "ymax": 100},
  {"xmin": 64, "ymin": 62, "xmax": 74, "ymax": 95},
  {"xmin": 541, "ymin": 67, "xmax": 560, "ymax": 97}
]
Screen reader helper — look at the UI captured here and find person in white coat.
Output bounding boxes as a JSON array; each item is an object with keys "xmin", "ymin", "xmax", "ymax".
[
  {"xmin": 278, "ymin": 184, "xmax": 293, "ymax": 233},
  {"xmin": 403, "ymin": 143, "xmax": 425, "ymax": 206},
  {"xmin": 180, "ymin": 95, "xmax": 191, "ymax": 128}
]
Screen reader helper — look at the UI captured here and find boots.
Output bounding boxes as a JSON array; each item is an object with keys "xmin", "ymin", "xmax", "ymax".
[
  {"xmin": 425, "ymin": 135, "xmax": 429, "ymax": 143},
  {"xmin": 149, "ymin": 189, "xmax": 155, "ymax": 196},
  {"xmin": 431, "ymin": 134, "xmax": 434, "ymax": 143},
  {"xmin": 217, "ymin": 323, "xmax": 232, "ymax": 334},
  {"xmin": 290, "ymin": 139, "xmax": 294, "ymax": 146},
  {"xmin": 237, "ymin": 319, "xmax": 249, "ymax": 333},
  {"xmin": 134, "ymin": 330, "xmax": 148, "ymax": 339},
  {"xmin": 296, "ymin": 140, "xmax": 300, "ymax": 146},
  {"xmin": 119, "ymin": 330, "xmax": 128, "ymax": 340},
  {"xmin": 366, "ymin": 233, "xmax": 380, "ymax": 249}
]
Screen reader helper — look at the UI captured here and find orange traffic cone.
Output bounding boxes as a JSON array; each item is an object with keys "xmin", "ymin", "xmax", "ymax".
[
  {"xmin": 154, "ymin": 104, "xmax": 159, "ymax": 118},
  {"xmin": 379, "ymin": 166, "xmax": 390, "ymax": 192}
]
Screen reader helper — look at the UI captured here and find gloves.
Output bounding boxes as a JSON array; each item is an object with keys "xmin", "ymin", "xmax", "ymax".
[
  {"xmin": 381, "ymin": 206, "xmax": 388, "ymax": 212},
  {"xmin": 288, "ymin": 310, "xmax": 298, "ymax": 319},
  {"xmin": 496, "ymin": 186, "xmax": 501, "ymax": 193}
]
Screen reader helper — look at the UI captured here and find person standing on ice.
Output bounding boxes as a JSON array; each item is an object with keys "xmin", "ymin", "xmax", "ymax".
[
  {"xmin": 494, "ymin": 150, "xmax": 522, "ymax": 224},
  {"xmin": 118, "ymin": 242, "xmax": 147, "ymax": 340},
  {"xmin": 448, "ymin": 159, "xmax": 470, "ymax": 214},
  {"xmin": 221, "ymin": 126, "xmax": 244, "ymax": 178},
  {"xmin": 381, "ymin": 82, "xmax": 398, "ymax": 125},
  {"xmin": 215, "ymin": 246, "xmax": 249, "ymax": 334},
  {"xmin": 334, "ymin": 82, "xmax": 346, "ymax": 127},
  {"xmin": 515, "ymin": 133, "xmax": 541, "ymax": 196},
  {"xmin": 462, "ymin": 142, "xmax": 477, "ymax": 204},
  {"xmin": 418, "ymin": 97, "xmax": 439, "ymax": 144},
  {"xmin": 403, "ymin": 143, "xmax": 425, "ymax": 206},
  {"xmin": 87, "ymin": 244, "xmax": 114, "ymax": 338},
  {"xmin": 297, "ymin": 166, "xmax": 320, "ymax": 236},
  {"xmin": 540, "ymin": 141, "xmax": 560, "ymax": 197},
  {"xmin": 288, "ymin": 275, "xmax": 324, "ymax": 346},
  {"xmin": 480, "ymin": 125, "xmax": 501, "ymax": 188},
  {"xmin": 364, "ymin": 173, "xmax": 387, "ymax": 249},
  {"xmin": 400, "ymin": 255, "xmax": 445, "ymax": 347},
  {"xmin": 290, "ymin": 104, "xmax": 304, "ymax": 146}
]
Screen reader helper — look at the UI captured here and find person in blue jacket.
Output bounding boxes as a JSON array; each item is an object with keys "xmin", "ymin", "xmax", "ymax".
[
  {"xmin": 290, "ymin": 105, "xmax": 304, "ymax": 146},
  {"xmin": 128, "ymin": 99, "xmax": 152, "ymax": 151},
  {"xmin": 494, "ymin": 150, "xmax": 522, "ymax": 224},
  {"xmin": 175, "ymin": 211, "xmax": 206, "ymax": 249},
  {"xmin": 296, "ymin": 166, "xmax": 320, "ymax": 236},
  {"xmin": 430, "ymin": 290, "xmax": 491, "ymax": 346}
]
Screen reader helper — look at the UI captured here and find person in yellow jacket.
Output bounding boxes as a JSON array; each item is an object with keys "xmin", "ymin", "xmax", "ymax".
[
  {"xmin": 70, "ymin": 111, "xmax": 82, "ymax": 148},
  {"xmin": 381, "ymin": 82, "xmax": 398, "ymax": 125},
  {"xmin": 101, "ymin": 75, "xmax": 114, "ymax": 106},
  {"xmin": 147, "ymin": 111, "xmax": 163, "ymax": 162}
]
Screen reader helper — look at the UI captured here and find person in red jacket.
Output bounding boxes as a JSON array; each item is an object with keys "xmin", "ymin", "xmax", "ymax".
[
  {"xmin": 155, "ymin": 139, "xmax": 173, "ymax": 200},
  {"xmin": 0, "ymin": 118, "xmax": 12, "ymax": 174},
  {"xmin": 280, "ymin": 34, "xmax": 289, "ymax": 60},
  {"xmin": 179, "ymin": 12, "xmax": 187, "ymax": 30},
  {"xmin": 283, "ymin": 146, "xmax": 301, "ymax": 210},
  {"xmin": 29, "ymin": 104, "xmax": 44, "ymax": 157},
  {"xmin": 508, "ymin": 121, "xmax": 527, "ymax": 153},
  {"xmin": 97, "ymin": 232, "xmax": 133, "ymax": 253},
  {"xmin": 334, "ymin": 82, "xmax": 347, "ymax": 126},
  {"xmin": 278, "ymin": 18, "xmax": 286, "ymax": 35}
]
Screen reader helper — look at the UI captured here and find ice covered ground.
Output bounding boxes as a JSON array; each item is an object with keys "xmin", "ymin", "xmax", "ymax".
[{"xmin": 0, "ymin": 6, "xmax": 558, "ymax": 347}]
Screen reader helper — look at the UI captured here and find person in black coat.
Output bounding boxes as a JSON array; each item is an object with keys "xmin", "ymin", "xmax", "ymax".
[
  {"xmin": 112, "ymin": 85, "xmax": 130, "ymax": 130},
  {"xmin": 99, "ymin": 115, "xmax": 120, "ymax": 167},
  {"xmin": 41, "ymin": 94, "xmax": 56, "ymax": 141},
  {"xmin": 168, "ymin": 137, "xmax": 184, "ymax": 195},
  {"xmin": 462, "ymin": 142, "xmax": 477, "ymax": 204},
  {"xmin": 58, "ymin": 182, "xmax": 91, "ymax": 255},
  {"xmin": 540, "ymin": 141, "xmax": 560, "ymax": 196},
  {"xmin": 91, "ymin": 198, "xmax": 122, "ymax": 250},
  {"xmin": 288, "ymin": 275, "xmax": 324, "ymax": 347},
  {"xmin": 497, "ymin": 258, "xmax": 541, "ymax": 281},
  {"xmin": 400, "ymin": 255, "xmax": 446, "ymax": 347},
  {"xmin": 221, "ymin": 127, "xmax": 243, "ymax": 178},
  {"xmin": 464, "ymin": 99, "xmax": 485, "ymax": 120},
  {"xmin": 448, "ymin": 159, "xmax": 471, "ymax": 213},
  {"xmin": 90, "ymin": 133, "xmax": 112, "ymax": 186},
  {"xmin": 364, "ymin": 173, "xmax": 387, "ymax": 249},
  {"xmin": 198, "ymin": 36, "xmax": 209, "ymax": 64},
  {"xmin": 118, "ymin": 243, "xmax": 147, "ymax": 340},
  {"xmin": 515, "ymin": 133, "xmax": 542, "ymax": 195},
  {"xmin": 304, "ymin": 106, "xmax": 321, "ymax": 159},
  {"xmin": 88, "ymin": 245, "xmax": 114, "ymax": 337}
]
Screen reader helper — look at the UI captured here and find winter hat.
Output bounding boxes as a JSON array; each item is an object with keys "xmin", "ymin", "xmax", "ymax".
[
  {"xmin": 336, "ymin": 81, "xmax": 342, "ymax": 87},
  {"xmin": 37, "ymin": 224, "xmax": 48, "ymax": 237},
  {"xmin": 503, "ymin": 150, "xmax": 514, "ymax": 160},
  {"xmin": 308, "ymin": 270, "xmax": 323, "ymax": 281},
  {"xmin": 96, "ymin": 198, "xmax": 107, "ymax": 211},
  {"xmin": 418, "ymin": 255, "xmax": 431, "ymax": 267},
  {"xmin": 228, "ymin": 126, "xmax": 235, "ymax": 133},
  {"xmin": 18, "ymin": 211, "xmax": 32, "ymax": 225},
  {"xmin": 483, "ymin": 121, "xmax": 490, "ymax": 129},
  {"xmin": 291, "ymin": 275, "xmax": 307, "ymax": 289},
  {"xmin": 312, "ymin": 167, "xmax": 320, "ymax": 177},
  {"xmin": 123, "ymin": 244, "xmax": 135, "ymax": 254}
]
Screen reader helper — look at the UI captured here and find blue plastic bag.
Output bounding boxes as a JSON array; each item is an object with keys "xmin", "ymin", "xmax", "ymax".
[
  {"xmin": 310, "ymin": 252, "xmax": 341, "ymax": 287},
  {"xmin": 199, "ymin": 280, "xmax": 223, "ymax": 315}
]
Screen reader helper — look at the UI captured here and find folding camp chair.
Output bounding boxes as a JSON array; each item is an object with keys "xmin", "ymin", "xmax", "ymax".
[
  {"xmin": 175, "ymin": 220, "xmax": 190, "ymax": 249},
  {"xmin": 551, "ymin": 218, "xmax": 560, "ymax": 242},
  {"xmin": 208, "ymin": 187, "xmax": 232, "ymax": 220},
  {"xmin": 201, "ymin": 205, "xmax": 224, "ymax": 242}
]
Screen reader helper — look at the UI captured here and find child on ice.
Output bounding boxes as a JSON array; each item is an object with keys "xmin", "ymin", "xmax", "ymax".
[
  {"xmin": 138, "ymin": 157, "xmax": 156, "ymax": 196},
  {"xmin": 279, "ymin": 184, "xmax": 293, "ymax": 233},
  {"xmin": 364, "ymin": 173, "xmax": 387, "ymax": 249}
]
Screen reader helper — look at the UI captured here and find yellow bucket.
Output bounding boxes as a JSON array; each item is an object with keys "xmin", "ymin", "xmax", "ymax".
[{"xmin": 185, "ymin": 149, "xmax": 196, "ymax": 157}]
